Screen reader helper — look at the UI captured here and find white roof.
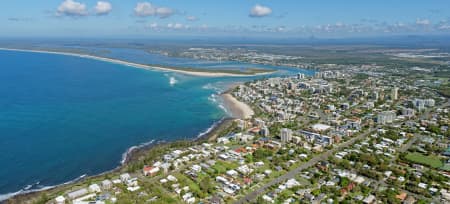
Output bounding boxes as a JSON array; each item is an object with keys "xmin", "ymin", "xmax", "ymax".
[
  {"xmin": 112, "ymin": 179, "xmax": 121, "ymax": 184},
  {"xmin": 167, "ymin": 175, "xmax": 177, "ymax": 181},
  {"xmin": 226, "ymin": 169, "xmax": 238, "ymax": 176},
  {"xmin": 127, "ymin": 186, "xmax": 140, "ymax": 192},
  {"xmin": 363, "ymin": 195, "xmax": 375, "ymax": 203},
  {"xmin": 418, "ymin": 183, "xmax": 427, "ymax": 188},
  {"xmin": 89, "ymin": 184, "xmax": 101, "ymax": 192},
  {"xmin": 67, "ymin": 188, "xmax": 88, "ymax": 199},
  {"xmin": 312, "ymin": 124, "xmax": 331, "ymax": 131},
  {"xmin": 55, "ymin": 196, "xmax": 65, "ymax": 202},
  {"xmin": 120, "ymin": 173, "xmax": 130, "ymax": 180}
]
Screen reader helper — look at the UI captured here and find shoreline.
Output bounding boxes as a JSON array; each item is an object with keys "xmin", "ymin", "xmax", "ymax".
[
  {"xmin": 121, "ymin": 117, "xmax": 234, "ymax": 165},
  {"xmin": 221, "ymin": 93, "xmax": 255, "ymax": 120},
  {"xmin": 4, "ymin": 118, "xmax": 236, "ymax": 203},
  {"xmin": 0, "ymin": 48, "xmax": 275, "ymax": 77},
  {"xmin": 1, "ymin": 53, "xmax": 255, "ymax": 202},
  {"xmin": 4, "ymin": 88, "xmax": 249, "ymax": 203}
]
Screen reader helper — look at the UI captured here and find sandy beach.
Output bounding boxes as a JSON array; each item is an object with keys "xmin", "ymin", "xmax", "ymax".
[
  {"xmin": 0, "ymin": 48, "xmax": 273, "ymax": 77},
  {"xmin": 221, "ymin": 93, "xmax": 254, "ymax": 119},
  {"xmin": 0, "ymin": 48, "xmax": 258, "ymax": 203}
]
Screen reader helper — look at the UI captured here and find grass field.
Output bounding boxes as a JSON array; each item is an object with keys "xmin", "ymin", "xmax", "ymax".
[{"xmin": 405, "ymin": 152, "xmax": 443, "ymax": 168}]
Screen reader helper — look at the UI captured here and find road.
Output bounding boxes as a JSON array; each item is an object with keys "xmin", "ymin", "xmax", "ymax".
[
  {"xmin": 365, "ymin": 172, "xmax": 440, "ymax": 203},
  {"xmin": 235, "ymin": 128, "xmax": 373, "ymax": 204},
  {"xmin": 236, "ymin": 100, "xmax": 449, "ymax": 203},
  {"xmin": 420, "ymin": 99, "xmax": 449, "ymax": 120},
  {"xmin": 397, "ymin": 133, "xmax": 421, "ymax": 153}
]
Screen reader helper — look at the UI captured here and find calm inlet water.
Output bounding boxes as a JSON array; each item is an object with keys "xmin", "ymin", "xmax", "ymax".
[{"xmin": 0, "ymin": 49, "xmax": 314, "ymax": 199}]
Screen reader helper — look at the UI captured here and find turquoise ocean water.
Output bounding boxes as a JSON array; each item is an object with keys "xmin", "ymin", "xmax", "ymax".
[{"xmin": 0, "ymin": 49, "xmax": 313, "ymax": 199}]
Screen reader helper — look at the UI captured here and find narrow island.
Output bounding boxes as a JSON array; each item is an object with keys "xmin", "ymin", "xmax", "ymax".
[{"xmin": 0, "ymin": 48, "xmax": 276, "ymax": 77}]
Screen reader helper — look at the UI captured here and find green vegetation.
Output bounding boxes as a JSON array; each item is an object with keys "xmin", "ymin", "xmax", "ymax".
[
  {"xmin": 353, "ymin": 73, "xmax": 369, "ymax": 80},
  {"xmin": 253, "ymin": 148, "xmax": 274, "ymax": 161},
  {"xmin": 440, "ymin": 164, "xmax": 450, "ymax": 171},
  {"xmin": 405, "ymin": 152, "xmax": 443, "ymax": 168},
  {"xmin": 437, "ymin": 83, "xmax": 450, "ymax": 97}
]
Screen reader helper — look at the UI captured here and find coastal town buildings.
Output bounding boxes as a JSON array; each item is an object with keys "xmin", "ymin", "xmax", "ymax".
[
  {"xmin": 280, "ymin": 128, "xmax": 293, "ymax": 143},
  {"xmin": 25, "ymin": 65, "xmax": 450, "ymax": 204}
]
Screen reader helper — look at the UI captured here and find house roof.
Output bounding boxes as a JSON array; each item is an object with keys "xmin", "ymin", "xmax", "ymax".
[{"xmin": 396, "ymin": 192, "xmax": 407, "ymax": 200}]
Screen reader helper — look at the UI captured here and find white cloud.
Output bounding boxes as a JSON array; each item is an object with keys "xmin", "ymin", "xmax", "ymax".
[
  {"xmin": 249, "ymin": 4, "xmax": 272, "ymax": 17},
  {"xmin": 57, "ymin": 0, "xmax": 88, "ymax": 16},
  {"xmin": 149, "ymin": 22, "xmax": 158, "ymax": 28},
  {"xmin": 335, "ymin": 22, "xmax": 344, "ymax": 27},
  {"xmin": 134, "ymin": 2, "xmax": 156, "ymax": 16},
  {"xmin": 95, "ymin": 1, "xmax": 112, "ymax": 15},
  {"xmin": 416, "ymin": 18, "xmax": 430, "ymax": 25},
  {"xmin": 438, "ymin": 24, "xmax": 450, "ymax": 30},
  {"xmin": 276, "ymin": 26, "xmax": 285, "ymax": 32},
  {"xmin": 186, "ymin": 15, "xmax": 198, "ymax": 21},
  {"xmin": 146, "ymin": 22, "xmax": 160, "ymax": 30},
  {"xmin": 134, "ymin": 2, "xmax": 174, "ymax": 18},
  {"xmin": 167, "ymin": 23, "xmax": 184, "ymax": 29},
  {"xmin": 173, "ymin": 23, "xmax": 183, "ymax": 29},
  {"xmin": 156, "ymin": 7, "xmax": 174, "ymax": 18}
]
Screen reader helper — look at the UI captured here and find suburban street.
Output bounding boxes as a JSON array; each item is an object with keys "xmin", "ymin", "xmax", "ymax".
[{"xmin": 235, "ymin": 128, "xmax": 374, "ymax": 204}]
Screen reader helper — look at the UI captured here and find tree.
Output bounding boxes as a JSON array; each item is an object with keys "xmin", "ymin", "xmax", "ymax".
[
  {"xmin": 253, "ymin": 148, "xmax": 273, "ymax": 160},
  {"xmin": 341, "ymin": 159, "xmax": 352, "ymax": 169},
  {"xmin": 339, "ymin": 177, "xmax": 350, "ymax": 187},
  {"xmin": 245, "ymin": 154, "xmax": 254, "ymax": 163},
  {"xmin": 361, "ymin": 153, "xmax": 378, "ymax": 165},
  {"xmin": 312, "ymin": 189, "xmax": 321, "ymax": 196},
  {"xmin": 427, "ymin": 125, "xmax": 441, "ymax": 134},
  {"xmin": 35, "ymin": 193, "xmax": 49, "ymax": 204},
  {"xmin": 200, "ymin": 177, "xmax": 213, "ymax": 194}
]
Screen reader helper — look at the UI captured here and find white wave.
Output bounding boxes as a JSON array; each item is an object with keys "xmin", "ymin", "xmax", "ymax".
[
  {"xmin": 208, "ymin": 94, "xmax": 217, "ymax": 103},
  {"xmin": 0, "ymin": 174, "xmax": 87, "ymax": 202},
  {"xmin": 169, "ymin": 77, "xmax": 177, "ymax": 86},
  {"xmin": 121, "ymin": 139, "xmax": 155, "ymax": 164},
  {"xmin": 204, "ymin": 85, "xmax": 232, "ymax": 117},
  {"xmin": 23, "ymin": 185, "xmax": 32, "ymax": 191},
  {"xmin": 202, "ymin": 83, "xmax": 222, "ymax": 92},
  {"xmin": 196, "ymin": 118, "xmax": 225, "ymax": 138},
  {"xmin": 202, "ymin": 83, "xmax": 214, "ymax": 90},
  {"xmin": 218, "ymin": 104, "xmax": 230, "ymax": 115}
]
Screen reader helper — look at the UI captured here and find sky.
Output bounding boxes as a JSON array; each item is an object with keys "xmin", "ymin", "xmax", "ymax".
[{"xmin": 2, "ymin": 0, "xmax": 450, "ymax": 38}]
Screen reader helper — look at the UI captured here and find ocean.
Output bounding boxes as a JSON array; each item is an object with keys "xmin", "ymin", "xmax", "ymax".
[{"xmin": 0, "ymin": 49, "xmax": 313, "ymax": 200}]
